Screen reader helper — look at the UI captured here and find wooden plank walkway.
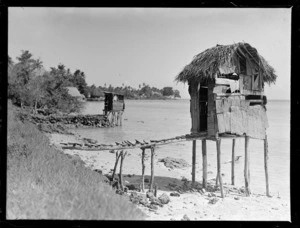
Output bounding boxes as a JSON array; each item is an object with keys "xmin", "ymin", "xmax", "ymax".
[
  {"xmin": 60, "ymin": 132, "xmax": 207, "ymax": 151},
  {"xmin": 60, "ymin": 132, "xmax": 249, "ymax": 151}
]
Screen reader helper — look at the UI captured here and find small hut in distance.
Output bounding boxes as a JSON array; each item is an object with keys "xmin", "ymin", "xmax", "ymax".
[
  {"xmin": 176, "ymin": 42, "xmax": 277, "ymax": 197},
  {"xmin": 65, "ymin": 87, "xmax": 86, "ymax": 102},
  {"xmin": 103, "ymin": 92, "xmax": 125, "ymax": 126}
]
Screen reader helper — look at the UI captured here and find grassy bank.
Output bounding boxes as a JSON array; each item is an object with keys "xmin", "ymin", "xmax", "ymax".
[{"xmin": 7, "ymin": 101, "xmax": 146, "ymax": 220}]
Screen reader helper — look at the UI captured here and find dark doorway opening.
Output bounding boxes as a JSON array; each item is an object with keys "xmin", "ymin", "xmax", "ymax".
[{"xmin": 199, "ymin": 87, "xmax": 208, "ymax": 132}]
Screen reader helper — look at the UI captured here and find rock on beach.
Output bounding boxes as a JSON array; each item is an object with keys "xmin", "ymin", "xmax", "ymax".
[
  {"xmin": 158, "ymin": 157, "xmax": 190, "ymax": 169},
  {"xmin": 158, "ymin": 193, "xmax": 170, "ymax": 204}
]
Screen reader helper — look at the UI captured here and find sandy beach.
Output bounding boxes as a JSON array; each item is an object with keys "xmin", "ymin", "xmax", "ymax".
[{"xmin": 47, "ymin": 132, "xmax": 290, "ymax": 221}]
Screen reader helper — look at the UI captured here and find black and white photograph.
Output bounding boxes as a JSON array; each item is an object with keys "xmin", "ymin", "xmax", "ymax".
[{"xmin": 6, "ymin": 7, "xmax": 291, "ymax": 221}]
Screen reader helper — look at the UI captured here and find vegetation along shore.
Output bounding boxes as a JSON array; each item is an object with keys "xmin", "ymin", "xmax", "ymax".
[
  {"xmin": 6, "ymin": 50, "xmax": 181, "ymax": 219},
  {"xmin": 7, "ymin": 101, "xmax": 146, "ymax": 219},
  {"xmin": 8, "ymin": 50, "xmax": 181, "ymax": 117}
]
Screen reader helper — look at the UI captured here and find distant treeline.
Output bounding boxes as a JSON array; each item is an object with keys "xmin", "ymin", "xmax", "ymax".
[
  {"xmin": 86, "ymin": 83, "xmax": 181, "ymax": 100},
  {"xmin": 8, "ymin": 50, "xmax": 180, "ymax": 114}
]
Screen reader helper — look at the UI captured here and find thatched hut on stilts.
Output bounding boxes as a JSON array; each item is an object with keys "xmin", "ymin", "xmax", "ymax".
[{"xmin": 175, "ymin": 42, "xmax": 277, "ymax": 197}]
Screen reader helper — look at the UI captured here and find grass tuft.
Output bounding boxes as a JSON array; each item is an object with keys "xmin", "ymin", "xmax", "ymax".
[{"xmin": 7, "ymin": 101, "xmax": 146, "ymax": 220}]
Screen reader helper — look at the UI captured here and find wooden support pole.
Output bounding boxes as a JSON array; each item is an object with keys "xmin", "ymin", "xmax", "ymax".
[
  {"xmin": 141, "ymin": 148, "xmax": 146, "ymax": 192},
  {"xmin": 111, "ymin": 151, "xmax": 121, "ymax": 181},
  {"xmin": 192, "ymin": 140, "xmax": 196, "ymax": 186},
  {"xmin": 149, "ymin": 146, "xmax": 155, "ymax": 191},
  {"xmin": 113, "ymin": 112, "xmax": 116, "ymax": 126},
  {"xmin": 120, "ymin": 111, "xmax": 123, "ymax": 126},
  {"xmin": 216, "ymin": 139, "xmax": 224, "ymax": 198},
  {"xmin": 112, "ymin": 112, "xmax": 115, "ymax": 126},
  {"xmin": 154, "ymin": 184, "xmax": 158, "ymax": 197},
  {"xmin": 116, "ymin": 112, "xmax": 119, "ymax": 126},
  {"xmin": 110, "ymin": 112, "xmax": 113, "ymax": 126},
  {"xmin": 109, "ymin": 112, "xmax": 112, "ymax": 126},
  {"xmin": 264, "ymin": 135, "xmax": 270, "ymax": 197},
  {"xmin": 231, "ymin": 138, "xmax": 236, "ymax": 185},
  {"xmin": 118, "ymin": 112, "xmax": 121, "ymax": 126},
  {"xmin": 202, "ymin": 139, "xmax": 207, "ymax": 189},
  {"xmin": 116, "ymin": 112, "xmax": 118, "ymax": 126},
  {"xmin": 119, "ymin": 151, "xmax": 127, "ymax": 191},
  {"xmin": 244, "ymin": 136, "xmax": 251, "ymax": 196},
  {"xmin": 215, "ymin": 173, "xmax": 219, "ymax": 187}
]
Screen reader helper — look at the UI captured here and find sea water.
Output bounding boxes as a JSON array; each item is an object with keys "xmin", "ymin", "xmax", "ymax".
[{"xmin": 73, "ymin": 99, "xmax": 290, "ymax": 200}]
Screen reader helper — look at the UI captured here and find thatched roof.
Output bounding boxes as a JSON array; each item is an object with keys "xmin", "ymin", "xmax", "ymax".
[
  {"xmin": 175, "ymin": 42, "xmax": 277, "ymax": 85},
  {"xmin": 65, "ymin": 87, "xmax": 85, "ymax": 98}
]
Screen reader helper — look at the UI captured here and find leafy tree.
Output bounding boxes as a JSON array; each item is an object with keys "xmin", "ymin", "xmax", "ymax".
[
  {"xmin": 49, "ymin": 64, "xmax": 73, "ymax": 87},
  {"xmin": 15, "ymin": 50, "xmax": 43, "ymax": 84},
  {"xmin": 174, "ymin": 90, "xmax": 181, "ymax": 98},
  {"xmin": 89, "ymin": 84, "xmax": 103, "ymax": 98},
  {"xmin": 41, "ymin": 69, "xmax": 83, "ymax": 114},
  {"xmin": 71, "ymin": 69, "xmax": 88, "ymax": 94},
  {"xmin": 162, "ymin": 87, "xmax": 174, "ymax": 96},
  {"xmin": 140, "ymin": 85, "xmax": 152, "ymax": 97},
  {"xmin": 8, "ymin": 51, "xmax": 44, "ymax": 107}
]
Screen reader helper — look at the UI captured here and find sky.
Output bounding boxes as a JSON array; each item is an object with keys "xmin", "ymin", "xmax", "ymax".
[{"xmin": 8, "ymin": 7, "xmax": 291, "ymax": 99}]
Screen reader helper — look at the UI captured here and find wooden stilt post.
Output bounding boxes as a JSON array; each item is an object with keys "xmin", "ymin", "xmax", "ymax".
[
  {"xmin": 192, "ymin": 140, "xmax": 196, "ymax": 186},
  {"xmin": 216, "ymin": 139, "xmax": 224, "ymax": 198},
  {"xmin": 244, "ymin": 136, "xmax": 251, "ymax": 196},
  {"xmin": 215, "ymin": 173, "xmax": 219, "ymax": 187},
  {"xmin": 116, "ymin": 112, "xmax": 119, "ymax": 126},
  {"xmin": 215, "ymin": 138, "xmax": 219, "ymax": 187},
  {"xmin": 231, "ymin": 138, "xmax": 236, "ymax": 185},
  {"xmin": 141, "ymin": 148, "xmax": 146, "ymax": 192},
  {"xmin": 118, "ymin": 112, "xmax": 121, "ymax": 126},
  {"xmin": 119, "ymin": 151, "xmax": 127, "ymax": 191},
  {"xmin": 112, "ymin": 112, "xmax": 115, "ymax": 126},
  {"xmin": 264, "ymin": 135, "xmax": 270, "ymax": 197},
  {"xmin": 202, "ymin": 139, "xmax": 207, "ymax": 189},
  {"xmin": 149, "ymin": 146, "xmax": 155, "ymax": 191},
  {"xmin": 154, "ymin": 184, "xmax": 158, "ymax": 197},
  {"xmin": 111, "ymin": 151, "xmax": 121, "ymax": 181},
  {"xmin": 113, "ymin": 112, "xmax": 116, "ymax": 126},
  {"xmin": 110, "ymin": 112, "xmax": 113, "ymax": 126},
  {"xmin": 120, "ymin": 111, "xmax": 123, "ymax": 126}
]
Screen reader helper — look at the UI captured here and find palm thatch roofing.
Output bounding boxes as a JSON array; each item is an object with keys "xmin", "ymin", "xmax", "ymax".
[
  {"xmin": 175, "ymin": 42, "xmax": 277, "ymax": 85},
  {"xmin": 65, "ymin": 87, "xmax": 85, "ymax": 98}
]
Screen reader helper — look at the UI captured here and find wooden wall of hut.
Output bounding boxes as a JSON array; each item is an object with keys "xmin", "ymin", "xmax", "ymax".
[
  {"xmin": 207, "ymin": 83, "xmax": 218, "ymax": 136},
  {"xmin": 189, "ymin": 82, "xmax": 200, "ymax": 133},
  {"xmin": 188, "ymin": 75, "xmax": 267, "ymax": 138},
  {"xmin": 215, "ymin": 95, "xmax": 268, "ymax": 139}
]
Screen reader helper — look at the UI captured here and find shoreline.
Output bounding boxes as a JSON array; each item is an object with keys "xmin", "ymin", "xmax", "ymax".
[
  {"xmin": 86, "ymin": 97, "xmax": 183, "ymax": 101},
  {"xmin": 47, "ymin": 132, "xmax": 290, "ymax": 221}
]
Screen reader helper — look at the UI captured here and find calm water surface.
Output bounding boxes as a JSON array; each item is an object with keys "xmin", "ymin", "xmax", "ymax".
[{"xmin": 74, "ymin": 99, "xmax": 290, "ymax": 199}]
